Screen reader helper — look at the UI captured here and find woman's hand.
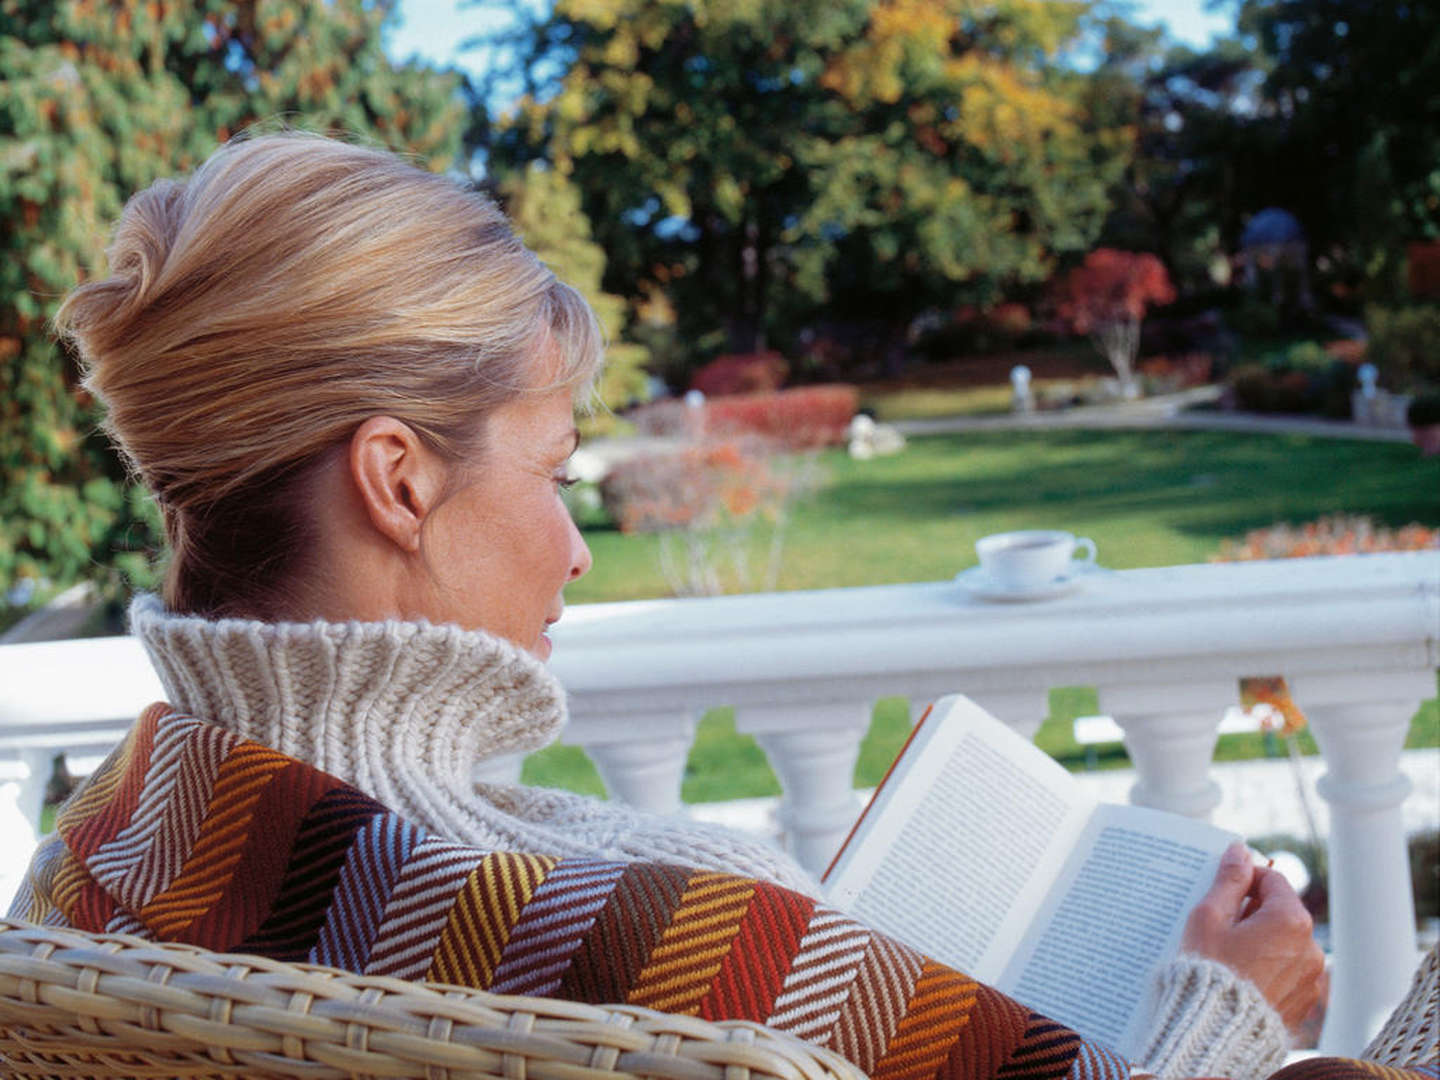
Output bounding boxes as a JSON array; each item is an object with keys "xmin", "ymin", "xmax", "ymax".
[{"xmin": 1180, "ymin": 841, "xmax": 1327, "ymax": 1030}]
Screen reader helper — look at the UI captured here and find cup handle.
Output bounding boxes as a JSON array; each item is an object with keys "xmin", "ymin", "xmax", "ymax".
[{"xmin": 1073, "ymin": 537, "xmax": 1097, "ymax": 568}]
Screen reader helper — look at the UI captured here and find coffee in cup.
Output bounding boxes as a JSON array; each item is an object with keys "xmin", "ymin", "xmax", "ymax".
[{"xmin": 975, "ymin": 530, "xmax": 1097, "ymax": 590}]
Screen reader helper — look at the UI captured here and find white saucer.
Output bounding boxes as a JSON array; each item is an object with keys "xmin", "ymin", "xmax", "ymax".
[{"xmin": 954, "ymin": 565, "xmax": 1097, "ymax": 603}]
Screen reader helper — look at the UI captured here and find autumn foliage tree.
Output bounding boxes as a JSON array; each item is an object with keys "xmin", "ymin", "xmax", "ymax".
[
  {"xmin": 487, "ymin": 0, "xmax": 1128, "ymax": 367},
  {"xmin": 1052, "ymin": 249, "xmax": 1176, "ymax": 399},
  {"xmin": 0, "ymin": 1, "xmax": 465, "ymax": 601}
]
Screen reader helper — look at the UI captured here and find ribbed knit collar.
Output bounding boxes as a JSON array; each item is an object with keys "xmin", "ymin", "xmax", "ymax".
[{"xmin": 128, "ymin": 594, "xmax": 567, "ymax": 839}]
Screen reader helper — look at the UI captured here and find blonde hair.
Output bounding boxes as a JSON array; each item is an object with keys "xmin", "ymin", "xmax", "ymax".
[{"xmin": 56, "ymin": 133, "xmax": 603, "ymax": 619}]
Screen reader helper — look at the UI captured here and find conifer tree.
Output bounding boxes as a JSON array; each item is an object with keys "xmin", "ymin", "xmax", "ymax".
[{"xmin": 0, "ymin": 0, "xmax": 465, "ymax": 600}]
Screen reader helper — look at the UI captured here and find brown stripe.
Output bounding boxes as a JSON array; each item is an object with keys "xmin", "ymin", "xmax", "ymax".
[
  {"xmin": 139, "ymin": 741, "xmax": 291, "ymax": 938},
  {"xmin": 558, "ymin": 862, "xmax": 690, "ymax": 1004},
  {"xmin": 825, "ymin": 932, "xmax": 925, "ymax": 1074},
  {"xmin": 949, "ymin": 982, "xmax": 1028, "ymax": 1076}
]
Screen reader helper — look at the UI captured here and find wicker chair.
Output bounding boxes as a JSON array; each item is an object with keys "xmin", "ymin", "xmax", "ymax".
[
  {"xmin": 1362, "ymin": 942, "xmax": 1440, "ymax": 1068},
  {"xmin": 0, "ymin": 919, "xmax": 867, "ymax": 1080}
]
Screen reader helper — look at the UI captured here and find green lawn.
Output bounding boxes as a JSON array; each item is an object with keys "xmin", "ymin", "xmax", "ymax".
[
  {"xmin": 535, "ymin": 428, "xmax": 1440, "ymax": 802},
  {"xmin": 568, "ymin": 428, "xmax": 1440, "ymax": 602}
]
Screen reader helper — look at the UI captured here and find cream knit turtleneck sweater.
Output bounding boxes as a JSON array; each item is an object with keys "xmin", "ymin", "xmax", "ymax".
[
  {"xmin": 129, "ymin": 594, "xmax": 816, "ymax": 893},
  {"xmin": 129, "ymin": 594, "xmax": 1289, "ymax": 1080}
]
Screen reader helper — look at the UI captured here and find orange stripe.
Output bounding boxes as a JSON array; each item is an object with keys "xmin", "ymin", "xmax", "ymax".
[
  {"xmin": 628, "ymin": 872, "xmax": 755, "ymax": 1014},
  {"xmin": 869, "ymin": 960, "xmax": 978, "ymax": 1080},
  {"xmin": 139, "ymin": 742, "xmax": 291, "ymax": 937}
]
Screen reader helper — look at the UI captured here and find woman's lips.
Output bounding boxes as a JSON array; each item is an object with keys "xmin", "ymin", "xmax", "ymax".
[{"xmin": 536, "ymin": 614, "xmax": 560, "ymax": 659}]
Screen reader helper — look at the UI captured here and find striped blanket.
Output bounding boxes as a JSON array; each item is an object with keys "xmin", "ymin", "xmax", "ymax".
[{"xmin": 11, "ymin": 705, "xmax": 1437, "ymax": 1080}]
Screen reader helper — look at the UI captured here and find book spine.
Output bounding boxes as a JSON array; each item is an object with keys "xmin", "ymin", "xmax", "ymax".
[{"xmin": 820, "ymin": 700, "xmax": 935, "ymax": 883}]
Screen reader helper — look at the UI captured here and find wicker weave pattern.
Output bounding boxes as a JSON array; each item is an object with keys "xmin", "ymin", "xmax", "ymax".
[
  {"xmin": 0, "ymin": 919, "xmax": 869, "ymax": 1080},
  {"xmin": 1363, "ymin": 945, "xmax": 1440, "ymax": 1068}
]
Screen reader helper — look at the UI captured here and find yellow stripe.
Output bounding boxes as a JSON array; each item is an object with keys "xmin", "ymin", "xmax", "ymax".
[
  {"xmin": 429, "ymin": 853, "xmax": 556, "ymax": 988},
  {"xmin": 627, "ymin": 872, "xmax": 755, "ymax": 1014},
  {"xmin": 50, "ymin": 849, "xmax": 97, "ymax": 924},
  {"xmin": 56, "ymin": 721, "xmax": 144, "ymax": 834}
]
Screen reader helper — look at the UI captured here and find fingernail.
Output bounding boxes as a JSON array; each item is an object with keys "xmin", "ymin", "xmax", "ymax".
[{"xmin": 1222, "ymin": 842, "xmax": 1248, "ymax": 866}]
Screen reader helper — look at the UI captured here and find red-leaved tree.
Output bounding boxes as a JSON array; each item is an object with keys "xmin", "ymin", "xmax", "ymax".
[{"xmin": 1053, "ymin": 249, "xmax": 1176, "ymax": 399}]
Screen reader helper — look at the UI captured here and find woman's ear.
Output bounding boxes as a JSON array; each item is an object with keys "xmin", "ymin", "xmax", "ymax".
[{"xmin": 348, "ymin": 416, "xmax": 446, "ymax": 553}]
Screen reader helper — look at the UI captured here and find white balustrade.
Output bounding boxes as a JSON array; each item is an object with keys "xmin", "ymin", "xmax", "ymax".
[
  {"xmin": 0, "ymin": 551, "xmax": 1436, "ymax": 1055},
  {"xmin": 740, "ymin": 702, "xmax": 871, "ymax": 873}
]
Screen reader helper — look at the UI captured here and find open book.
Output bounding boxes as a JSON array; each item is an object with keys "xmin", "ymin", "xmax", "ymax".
[{"xmin": 822, "ymin": 694, "xmax": 1236, "ymax": 1059}]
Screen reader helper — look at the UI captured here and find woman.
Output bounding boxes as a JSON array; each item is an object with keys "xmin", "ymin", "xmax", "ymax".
[{"xmin": 13, "ymin": 133, "xmax": 1321, "ymax": 1079}]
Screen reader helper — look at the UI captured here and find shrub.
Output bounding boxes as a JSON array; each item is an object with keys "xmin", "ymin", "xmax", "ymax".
[
  {"xmin": 599, "ymin": 440, "xmax": 787, "ymax": 535},
  {"xmin": 629, "ymin": 385, "xmax": 859, "ymax": 448},
  {"xmin": 628, "ymin": 397, "xmax": 706, "ymax": 438},
  {"xmin": 1323, "ymin": 339, "xmax": 1366, "ymax": 364},
  {"xmin": 1213, "ymin": 515, "xmax": 1439, "ymax": 561},
  {"xmin": 1283, "ymin": 342, "xmax": 1332, "ymax": 370},
  {"xmin": 597, "ymin": 438, "xmax": 826, "ymax": 595},
  {"xmin": 1229, "ymin": 364, "xmax": 1313, "ymax": 413},
  {"xmin": 689, "ymin": 352, "xmax": 788, "ymax": 397},
  {"xmin": 1139, "ymin": 353, "xmax": 1215, "ymax": 394},
  {"xmin": 1227, "ymin": 350, "xmax": 1356, "ymax": 418},
  {"xmin": 985, "ymin": 302, "xmax": 1032, "ymax": 336},
  {"xmin": 1228, "ymin": 298, "xmax": 1282, "ymax": 340},
  {"xmin": 1366, "ymin": 303, "xmax": 1440, "ymax": 389},
  {"xmin": 1407, "ymin": 391, "xmax": 1440, "ymax": 427},
  {"xmin": 704, "ymin": 385, "xmax": 859, "ymax": 449}
]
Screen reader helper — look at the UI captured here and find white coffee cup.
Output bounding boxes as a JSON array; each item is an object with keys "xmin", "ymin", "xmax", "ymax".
[{"xmin": 975, "ymin": 530, "xmax": 1097, "ymax": 590}]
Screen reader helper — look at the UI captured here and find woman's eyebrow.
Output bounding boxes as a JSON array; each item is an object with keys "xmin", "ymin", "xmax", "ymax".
[{"xmin": 561, "ymin": 427, "xmax": 581, "ymax": 455}]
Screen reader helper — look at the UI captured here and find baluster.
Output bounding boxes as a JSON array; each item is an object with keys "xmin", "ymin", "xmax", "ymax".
[
  {"xmin": 1307, "ymin": 700, "xmax": 1419, "ymax": 1056},
  {"xmin": 1114, "ymin": 712, "xmax": 1224, "ymax": 819},
  {"xmin": 739, "ymin": 702, "xmax": 870, "ymax": 875},
  {"xmin": 15, "ymin": 748, "xmax": 50, "ymax": 837},
  {"xmin": 581, "ymin": 711, "xmax": 698, "ymax": 815}
]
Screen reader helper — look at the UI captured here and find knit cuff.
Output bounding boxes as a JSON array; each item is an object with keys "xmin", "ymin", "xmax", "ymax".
[{"xmin": 1136, "ymin": 953, "xmax": 1289, "ymax": 1080}]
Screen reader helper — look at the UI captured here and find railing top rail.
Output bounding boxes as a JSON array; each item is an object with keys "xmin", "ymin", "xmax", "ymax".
[{"xmin": 2, "ymin": 553, "xmax": 1436, "ymax": 731}]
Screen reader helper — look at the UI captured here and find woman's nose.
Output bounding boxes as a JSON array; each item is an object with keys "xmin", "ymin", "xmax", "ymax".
[{"xmin": 568, "ymin": 518, "xmax": 592, "ymax": 582}]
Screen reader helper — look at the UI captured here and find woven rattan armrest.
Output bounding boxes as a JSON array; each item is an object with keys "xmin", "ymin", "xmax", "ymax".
[
  {"xmin": 0, "ymin": 918, "xmax": 868, "ymax": 1080},
  {"xmin": 1362, "ymin": 943, "xmax": 1439, "ymax": 1067}
]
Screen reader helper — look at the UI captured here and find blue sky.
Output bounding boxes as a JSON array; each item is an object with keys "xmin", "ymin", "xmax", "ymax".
[{"xmin": 385, "ymin": 0, "xmax": 1236, "ymax": 91}]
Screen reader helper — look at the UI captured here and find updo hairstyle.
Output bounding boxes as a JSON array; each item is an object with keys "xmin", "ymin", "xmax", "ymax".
[{"xmin": 55, "ymin": 133, "xmax": 602, "ymax": 621}]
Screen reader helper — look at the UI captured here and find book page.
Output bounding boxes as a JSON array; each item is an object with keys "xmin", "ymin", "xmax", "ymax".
[
  {"xmin": 998, "ymin": 803, "xmax": 1235, "ymax": 1056},
  {"xmin": 824, "ymin": 696, "xmax": 1094, "ymax": 981}
]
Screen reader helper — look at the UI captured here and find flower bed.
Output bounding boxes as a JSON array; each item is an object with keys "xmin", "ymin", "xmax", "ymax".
[
  {"xmin": 1212, "ymin": 515, "xmax": 1439, "ymax": 561},
  {"xmin": 630, "ymin": 385, "xmax": 859, "ymax": 449}
]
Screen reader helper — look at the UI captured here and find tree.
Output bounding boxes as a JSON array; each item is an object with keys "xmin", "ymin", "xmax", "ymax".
[
  {"xmin": 1053, "ymin": 248, "xmax": 1176, "ymax": 398},
  {"xmin": 1233, "ymin": 0, "xmax": 1440, "ymax": 294},
  {"xmin": 0, "ymin": 1, "xmax": 465, "ymax": 601},
  {"xmin": 486, "ymin": 0, "xmax": 1127, "ymax": 372},
  {"xmin": 1084, "ymin": 16, "xmax": 1268, "ymax": 291},
  {"xmin": 496, "ymin": 163, "xmax": 651, "ymax": 431}
]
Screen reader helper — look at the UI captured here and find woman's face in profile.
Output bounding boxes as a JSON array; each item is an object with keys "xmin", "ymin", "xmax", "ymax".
[{"xmin": 421, "ymin": 381, "xmax": 592, "ymax": 659}]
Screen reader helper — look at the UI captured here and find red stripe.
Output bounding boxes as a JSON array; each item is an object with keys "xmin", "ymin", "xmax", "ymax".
[
  {"xmin": 697, "ymin": 881, "xmax": 814, "ymax": 1021},
  {"xmin": 63, "ymin": 705, "xmax": 165, "ymax": 858},
  {"xmin": 947, "ymin": 981, "xmax": 1027, "ymax": 1076}
]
